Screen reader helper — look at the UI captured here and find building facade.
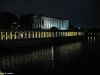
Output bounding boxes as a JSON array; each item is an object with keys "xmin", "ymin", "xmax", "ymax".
[
  {"xmin": 41, "ymin": 17, "xmax": 69, "ymax": 30},
  {"xmin": 20, "ymin": 14, "xmax": 69, "ymax": 30}
]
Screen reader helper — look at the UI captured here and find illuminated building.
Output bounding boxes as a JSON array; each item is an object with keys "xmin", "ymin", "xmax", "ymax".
[
  {"xmin": 19, "ymin": 14, "xmax": 69, "ymax": 30},
  {"xmin": 41, "ymin": 17, "xmax": 69, "ymax": 30}
]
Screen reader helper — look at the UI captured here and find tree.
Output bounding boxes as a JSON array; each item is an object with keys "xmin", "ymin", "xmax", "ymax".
[{"xmin": 0, "ymin": 12, "xmax": 18, "ymax": 29}]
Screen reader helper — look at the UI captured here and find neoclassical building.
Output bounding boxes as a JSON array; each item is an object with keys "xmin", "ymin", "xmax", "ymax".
[
  {"xmin": 20, "ymin": 14, "xmax": 69, "ymax": 30},
  {"xmin": 40, "ymin": 16, "xmax": 69, "ymax": 30}
]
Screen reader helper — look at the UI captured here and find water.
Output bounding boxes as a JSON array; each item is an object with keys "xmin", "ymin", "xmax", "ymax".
[{"xmin": 0, "ymin": 36, "xmax": 98, "ymax": 74}]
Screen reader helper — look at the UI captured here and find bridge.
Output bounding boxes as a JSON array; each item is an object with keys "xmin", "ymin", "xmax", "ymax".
[{"xmin": 0, "ymin": 30, "xmax": 84, "ymax": 41}]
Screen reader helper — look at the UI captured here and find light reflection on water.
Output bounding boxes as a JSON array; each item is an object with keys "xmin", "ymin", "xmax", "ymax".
[
  {"xmin": 88, "ymin": 36, "xmax": 96, "ymax": 49},
  {"xmin": 0, "ymin": 47, "xmax": 54, "ymax": 71},
  {"xmin": 0, "ymin": 36, "xmax": 97, "ymax": 72},
  {"xmin": 56, "ymin": 42, "xmax": 81, "ymax": 54}
]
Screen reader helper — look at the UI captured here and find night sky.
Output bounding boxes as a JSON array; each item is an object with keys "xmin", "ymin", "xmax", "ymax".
[{"xmin": 0, "ymin": 0, "xmax": 99, "ymax": 28}]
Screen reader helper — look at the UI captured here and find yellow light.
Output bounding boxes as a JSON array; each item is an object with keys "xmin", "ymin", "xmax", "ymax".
[
  {"xmin": 59, "ymin": 32, "xmax": 61, "ymax": 37},
  {"xmin": 48, "ymin": 32, "xmax": 51, "ymax": 38},
  {"xmin": 20, "ymin": 32, "xmax": 24, "ymax": 39},
  {"xmin": 61, "ymin": 32, "xmax": 63, "ymax": 37},
  {"xmin": 1, "ymin": 32, "xmax": 4, "ymax": 40},
  {"xmin": 63, "ymin": 32, "xmax": 65, "ymax": 37},
  {"xmin": 36, "ymin": 31, "xmax": 38, "ymax": 38},
  {"xmin": 51, "ymin": 32, "xmax": 54, "ymax": 37},
  {"xmin": 68, "ymin": 32, "xmax": 76, "ymax": 36},
  {"xmin": 38, "ymin": 32, "xmax": 41, "ymax": 38},
  {"xmin": 44, "ymin": 32, "xmax": 46, "ymax": 38},
  {"xmin": 14, "ymin": 32, "xmax": 17, "ymax": 40},
  {"xmin": 6, "ymin": 32, "xmax": 8, "ymax": 40},
  {"xmin": 50, "ymin": 32, "xmax": 52, "ymax": 38},
  {"xmin": 65, "ymin": 32, "xmax": 68, "ymax": 37},
  {"xmin": 10, "ymin": 32, "xmax": 12, "ymax": 40},
  {"xmin": 47, "ymin": 32, "xmax": 49, "ymax": 37},
  {"xmin": 32, "ymin": 32, "xmax": 34, "ymax": 39},
  {"xmin": 46, "ymin": 32, "xmax": 48, "ymax": 38},
  {"xmin": 78, "ymin": 32, "xmax": 81, "ymax": 36},
  {"xmin": 35, "ymin": 31, "xmax": 37, "ymax": 38},
  {"xmin": 41, "ymin": 32, "xmax": 43, "ymax": 38}
]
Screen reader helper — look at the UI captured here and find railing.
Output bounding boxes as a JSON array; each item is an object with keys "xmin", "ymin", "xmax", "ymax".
[{"xmin": 0, "ymin": 31, "xmax": 84, "ymax": 41}]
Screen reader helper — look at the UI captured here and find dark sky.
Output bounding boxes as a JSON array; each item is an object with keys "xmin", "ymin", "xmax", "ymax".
[{"xmin": 0, "ymin": 0, "xmax": 99, "ymax": 28}]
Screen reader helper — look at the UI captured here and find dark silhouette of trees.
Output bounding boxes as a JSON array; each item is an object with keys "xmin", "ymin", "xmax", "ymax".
[
  {"xmin": 0, "ymin": 12, "xmax": 18, "ymax": 29},
  {"xmin": 19, "ymin": 14, "xmax": 33, "ymax": 29}
]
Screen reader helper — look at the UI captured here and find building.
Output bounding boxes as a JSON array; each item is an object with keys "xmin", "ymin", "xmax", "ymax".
[
  {"xmin": 20, "ymin": 14, "xmax": 69, "ymax": 30},
  {"xmin": 41, "ymin": 16, "xmax": 69, "ymax": 30}
]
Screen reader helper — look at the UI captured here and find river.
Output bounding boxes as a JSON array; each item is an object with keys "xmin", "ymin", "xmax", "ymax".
[{"xmin": 0, "ymin": 35, "xmax": 99, "ymax": 74}]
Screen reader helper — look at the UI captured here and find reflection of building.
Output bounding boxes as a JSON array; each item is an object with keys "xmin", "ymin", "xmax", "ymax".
[
  {"xmin": 0, "ymin": 47, "xmax": 54, "ymax": 69},
  {"xmin": 20, "ymin": 14, "xmax": 69, "ymax": 30}
]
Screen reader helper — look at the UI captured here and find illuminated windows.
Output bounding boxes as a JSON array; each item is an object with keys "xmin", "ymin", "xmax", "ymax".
[
  {"xmin": 1, "ymin": 32, "xmax": 5, "ymax": 40},
  {"xmin": 0, "ymin": 31, "xmax": 84, "ymax": 41}
]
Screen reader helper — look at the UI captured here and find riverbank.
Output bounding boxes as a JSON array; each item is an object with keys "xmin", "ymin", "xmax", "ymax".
[{"xmin": 0, "ymin": 36, "xmax": 83, "ymax": 47}]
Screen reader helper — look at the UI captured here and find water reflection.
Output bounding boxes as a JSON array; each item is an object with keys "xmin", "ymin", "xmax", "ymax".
[
  {"xmin": 57, "ymin": 42, "xmax": 81, "ymax": 53},
  {"xmin": 0, "ymin": 48, "xmax": 54, "ymax": 72},
  {"xmin": 0, "ymin": 41, "xmax": 82, "ymax": 72},
  {"xmin": 88, "ymin": 36, "xmax": 96, "ymax": 49},
  {"xmin": 51, "ymin": 46, "xmax": 54, "ymax": 61},
  {"xmin": 53, "ymin": 42, "xmax": 82, "ymax": 69},
  {"xmin": 0, "ymin": 36, "xmax": 97, "ymax": 72}
]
